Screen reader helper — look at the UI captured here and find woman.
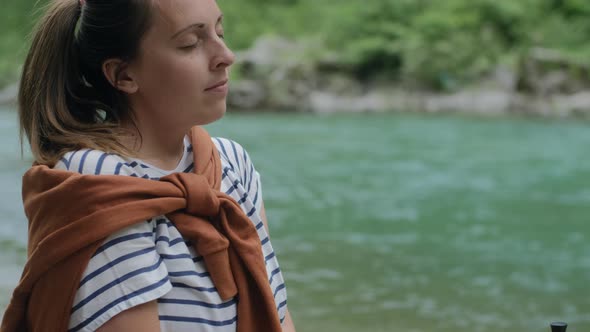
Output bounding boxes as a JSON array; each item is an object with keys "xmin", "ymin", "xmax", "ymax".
[{"xmin": 2, "ymin": 0, "xmax": 295, "ymax": 331}]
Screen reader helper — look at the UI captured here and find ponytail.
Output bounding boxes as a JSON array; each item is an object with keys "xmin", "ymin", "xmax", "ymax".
[{"xmin": 18, "ymin": 0, "xmax": 153, "ymax": 165}]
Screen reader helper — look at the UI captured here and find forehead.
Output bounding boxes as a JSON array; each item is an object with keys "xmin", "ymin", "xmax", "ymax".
[{"xmin": 152, "ymin": 0, "xmax": 222, "ymax": 34}]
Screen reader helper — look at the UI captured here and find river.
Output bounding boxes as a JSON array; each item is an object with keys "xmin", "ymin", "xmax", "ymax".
[{"xmin": 1, "ymin": 109, "xmax": 589, "ymax": 331}]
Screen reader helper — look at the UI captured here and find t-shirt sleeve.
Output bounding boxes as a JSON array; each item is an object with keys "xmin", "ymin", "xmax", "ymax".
[
  {"xmin": 213, "ymin": 138, "xmax": 263, "ymax": 213},
  {"xmin": 67, "ymin": 219, "xmax": 171, "ymax": 332},
  {"xmin": 241, "ymin": 146, "xmax": 263, "ymax": 213}
]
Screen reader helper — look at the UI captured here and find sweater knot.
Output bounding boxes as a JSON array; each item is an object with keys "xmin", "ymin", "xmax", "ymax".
[{"xmin": 182, "ymin": 174, "xmax": 221, "ymax": 217}]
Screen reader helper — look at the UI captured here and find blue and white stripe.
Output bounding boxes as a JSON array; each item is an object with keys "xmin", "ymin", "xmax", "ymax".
[{"xmin": 54, "ymin": 136, "xmax": 287, "ymax": 332}]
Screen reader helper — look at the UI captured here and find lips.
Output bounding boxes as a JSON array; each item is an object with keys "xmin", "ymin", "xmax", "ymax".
[{"xmin": 205, "ymin": 79, "xmax": 228, "ymax": 91}]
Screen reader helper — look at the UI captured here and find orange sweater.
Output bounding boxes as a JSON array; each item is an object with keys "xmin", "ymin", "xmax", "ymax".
[{"xmin": 1, "ymin": 127, "xmax": 282, "ymax": 332}]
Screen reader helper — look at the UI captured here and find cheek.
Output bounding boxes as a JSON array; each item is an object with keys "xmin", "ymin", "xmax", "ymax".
[{"xmin": 140, "ymin": 51, "xmax": 208, "ymax": 96}]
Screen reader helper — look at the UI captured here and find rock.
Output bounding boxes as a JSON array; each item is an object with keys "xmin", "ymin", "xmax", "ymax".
[
  {"xmin": 307, "ymin": 89, "xmax": 514, "ymax": 115},
  {"xmin": 551, "ymin": 92, "xmax": 590, "ymax": 117},
  {"xmin": 225, "ymin": 36, "xmax": 590, "ymax": 117},
  {"xmin": 308, "ymin": 91, "xmax": 389, "ymax": 113},
  {"xmin": 474, "ymin": 65, "xmax": 517, "ymax": 92},
  {"xmin": 316, "ymin": 73, "xmax": 364, "ymax": 96},
  {"xmin": 308, "ymin": 88, "xmax": 590, "ymax": 117},
  {"xmin": 235, "ymin": 36, "xmax": 300, "ymax": 70},
  {"xmin": 232, "ymin": 36, "xmax": 321, "ymax": 110},
  {"xmin": 422, "ymin": 90, "xmax": 512, "ymax": 115},
  {"xmin": 516, "ymin": 47, "xmax": 590, "ymax": 95},
  {"xmin": 228, "ymin": 80, "xmax": 266, "ymax": 110}
]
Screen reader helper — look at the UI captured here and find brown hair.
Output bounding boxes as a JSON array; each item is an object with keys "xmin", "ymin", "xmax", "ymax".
[{"xmin": 19, "ymin": 0, "xmax": 154, "ymax": 165}]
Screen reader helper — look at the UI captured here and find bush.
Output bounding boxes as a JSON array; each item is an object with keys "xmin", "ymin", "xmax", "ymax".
[{"xmin": 3, "ymin": 0, "xmax": 590, "ymax": 90}]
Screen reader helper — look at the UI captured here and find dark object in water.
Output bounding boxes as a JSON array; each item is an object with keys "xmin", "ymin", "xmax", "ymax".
[{"xmin": 551, "ymin": 322, "xmax": 567, "ymax": 332}]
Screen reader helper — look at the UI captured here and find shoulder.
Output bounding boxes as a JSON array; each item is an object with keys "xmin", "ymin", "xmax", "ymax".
[
  {"xmin": 211, "ymin": 137, "xmax": 262, "ymax": 210},
  {"xmin": 211, "ymin": 137, "xmax": 253, "ymax": 172},
  {"xmin": 211, "ymin": 137, "xmax": 246, "ymax": 161},
  {"xmin": 54, "ymin": 149, "xmax": 136, "ymax": 176}
]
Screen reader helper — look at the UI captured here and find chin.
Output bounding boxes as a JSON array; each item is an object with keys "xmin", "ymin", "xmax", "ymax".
[{"xmin": 196, "ymin": 103, "xmax": 227, "ymax": 126}]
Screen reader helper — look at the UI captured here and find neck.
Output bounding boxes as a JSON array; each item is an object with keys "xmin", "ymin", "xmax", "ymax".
[{"xmin": 120, "ymin": 115, "xmax": 188, "ymax": 171}]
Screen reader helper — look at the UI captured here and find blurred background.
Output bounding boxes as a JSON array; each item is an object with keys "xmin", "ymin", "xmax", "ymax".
[{"xmin": 1, "ymin": 0, "xmax": 590, "ymax": 331}]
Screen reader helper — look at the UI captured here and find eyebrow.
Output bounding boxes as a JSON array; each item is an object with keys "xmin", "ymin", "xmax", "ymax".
[{"xmin": 170, "ymin": 14, "xmax": 224, "ymax": 40}]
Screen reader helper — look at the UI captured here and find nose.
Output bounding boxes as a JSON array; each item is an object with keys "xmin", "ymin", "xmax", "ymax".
[{"xmin": 210, "ymin": 39, "xmax": 235, "ymax": 71}]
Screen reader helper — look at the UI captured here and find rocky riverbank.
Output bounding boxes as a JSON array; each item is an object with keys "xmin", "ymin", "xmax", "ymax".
[
  {"xmin": 226, "ymin": 37, "xmax": 590, "ymax": 117},
  {"xmin": 3, "ymin": 36, "xmax": 590, "ymax": 118}
]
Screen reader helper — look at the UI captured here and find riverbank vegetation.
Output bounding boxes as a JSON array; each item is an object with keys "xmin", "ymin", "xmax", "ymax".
[{"xmin": 3, "ymin": 0, "xmax": 590, "ymax": 93}]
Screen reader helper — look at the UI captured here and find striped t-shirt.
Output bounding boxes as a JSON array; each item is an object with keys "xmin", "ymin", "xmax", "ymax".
[{"xmin": 53, "ymin": 136, "xmax": 288, "ymax": 332}]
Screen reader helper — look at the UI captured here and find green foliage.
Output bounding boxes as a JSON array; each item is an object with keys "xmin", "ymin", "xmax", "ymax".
[
  {"xmin": 0, "ymin": 0, "xmax": 42, "ymax": 87},
  {"xmin": 220, "ymin": 0, "xmax": 590, "ymax": 90},
  {"xmin": 326, "ymin": 0, "xmax": 536, "ymax": 89},
  {"xmin": 3, "ymin": 0, "xmax": 590, "ymax": 90}
]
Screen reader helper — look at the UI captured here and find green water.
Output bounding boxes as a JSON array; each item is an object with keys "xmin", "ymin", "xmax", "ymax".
[{"xmin": 1, "ymin": 109, "xmax": 589, "ymax": 331}]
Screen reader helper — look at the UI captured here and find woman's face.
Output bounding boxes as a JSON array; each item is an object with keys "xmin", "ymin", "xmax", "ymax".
[{"xmin": 129, "ymin": 0, "xmax": 235, "ymax": 128}]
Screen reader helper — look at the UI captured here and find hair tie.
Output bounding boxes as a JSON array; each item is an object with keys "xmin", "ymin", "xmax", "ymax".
[{"xmin": 79, "ymin": 0, "xmax": 85, "ymax": 6}]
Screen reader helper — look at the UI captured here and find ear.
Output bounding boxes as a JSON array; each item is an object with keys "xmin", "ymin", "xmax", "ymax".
[{"xmin": 101, "ymin": 58, "xmax": 138, "ymax": 94}]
